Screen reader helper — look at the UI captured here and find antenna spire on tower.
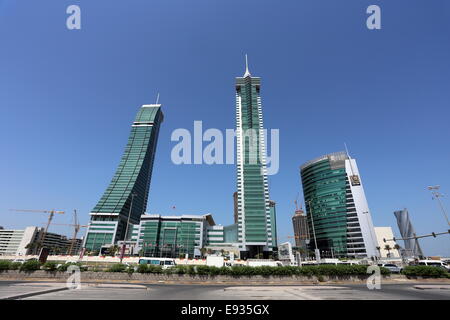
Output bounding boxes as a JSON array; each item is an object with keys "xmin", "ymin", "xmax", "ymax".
[
  {"xmin": 344, "ymin": 142, "xmax": 356, "ymax": 177},
  {"xmin": 244, "ymin": 54, "xmax": 251, "ymax": 77},
  {"xmin": 156, "ymin": 93, "xmax": 160, "ymax": 105}
]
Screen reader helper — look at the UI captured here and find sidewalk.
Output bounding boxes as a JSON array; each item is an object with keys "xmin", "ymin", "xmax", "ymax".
[{"xmin": 0, "ymin": 282, "xmax": 69, "ymax": 300}]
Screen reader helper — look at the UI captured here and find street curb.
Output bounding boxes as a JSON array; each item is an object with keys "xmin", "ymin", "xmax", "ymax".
[
  {"xmin": 413, "ymin": 285, "xmax": 450, "ymax": 290},
  {"xmin": 2, "ymin": 286, "xmax": 69, "ymax": 300}
]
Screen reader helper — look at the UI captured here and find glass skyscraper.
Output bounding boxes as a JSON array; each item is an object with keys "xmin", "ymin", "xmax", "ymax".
[
  {"xmin": 235, "ymin": 58, "xmax": 275, "ymax": 258},
  {"xmin": 300, "ymin": 151, "xmax": 378, "ymax": 259},
  {"xmin": 84, "ymin": 104, "xmax": 164, "ymax": 252}
]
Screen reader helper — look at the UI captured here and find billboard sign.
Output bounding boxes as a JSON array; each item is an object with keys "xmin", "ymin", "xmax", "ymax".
[{"xmin": 278, "ymin": 242, "xmax": 294, "ymax": 262}]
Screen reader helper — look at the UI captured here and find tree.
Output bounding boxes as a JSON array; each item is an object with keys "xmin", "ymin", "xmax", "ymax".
[
  {"xmin": 384, "ymin": 245, "xmax": 392, "ymax": 258},
  {"xmin": 108, "ymin": 245, "xmax": 119, "ymax": 257}
]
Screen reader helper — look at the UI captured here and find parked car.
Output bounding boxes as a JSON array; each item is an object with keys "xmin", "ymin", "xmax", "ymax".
[
  {"xmin": 378, "ymin": 263, "xmax": 402, "ymax": 273},
  {"xmin": 12, "ymin": 259, "xmax": 25, "ymax": 264}
]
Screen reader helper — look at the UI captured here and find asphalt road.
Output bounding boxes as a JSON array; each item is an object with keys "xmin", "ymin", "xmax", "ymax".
[{"xmin": 1, "ymin": 281, "xmax": 449, "ymax": 300}]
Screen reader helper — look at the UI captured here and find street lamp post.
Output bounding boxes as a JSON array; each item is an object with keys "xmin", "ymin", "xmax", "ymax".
[
  {"xmin": 120, "ymin": 192, "xmax": 137, "ymax": 263},
  {"xmin": 307, "ymin": 200, "xmax": 320, "ymax": 263},
  {"xmin": 428, "ymin": 186, "xmax": 450, "ymax": 226}
]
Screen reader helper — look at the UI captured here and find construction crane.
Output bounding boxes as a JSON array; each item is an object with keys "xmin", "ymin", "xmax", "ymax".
[
  {"xmin": 10, "ymin": 208, "xmax": 65, "ymax": 254},
  {"xmin": 50, "ymin": 210, "xmax": 88, "ymax": 255}
]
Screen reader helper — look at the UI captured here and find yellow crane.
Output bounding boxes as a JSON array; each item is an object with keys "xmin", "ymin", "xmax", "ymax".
[
  {"xmin": 10, "ymin": 208, "xmax": 65, "ymax": 254},
  {"xmin": 51, "ymin": 210, "xmax": 88, "ymax": 255}
]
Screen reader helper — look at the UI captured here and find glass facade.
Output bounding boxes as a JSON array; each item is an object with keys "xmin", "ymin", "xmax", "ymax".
[
  {"xmin": 235, "ymin": 67, "xmax": 274, "ymax": 256},
  {"xmin": 137, "ymin": 215, "xmax": 212, "ymax": 258},
  {"xmin": 300, "ymin": 152, "xmax": 376, "ymax": 258},
  {"xmin": 84, "ymin": 104, "xmax": 163, "ymax": 251},
  {"xmin": 301, "ymin": 156, "xmax": 348, "ymax": 256}
]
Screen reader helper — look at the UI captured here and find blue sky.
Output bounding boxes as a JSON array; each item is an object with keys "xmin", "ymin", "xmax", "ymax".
[{"xmin": 0, "ymin": 0, "xmax": 449, "ymax": 256}]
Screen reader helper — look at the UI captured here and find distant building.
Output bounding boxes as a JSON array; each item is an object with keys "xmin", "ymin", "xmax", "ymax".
[
  {"xmin": 0, "ymin": 226, "xmax": 82, "ymax": 256},
  {"xmin": 292, "ymin": 208, "xmax": 310, "ymax": 249},
  {"xmin": 374, "ymin": 227, "xmax": 400, "ymax": 258},
  {"xmin": 0, "ymin": 227, "xmax": 38, "ymax": 256},
  {"xmin": 394, "ymin": 209, "xmax": 424, "ymax": 258},
  {"xmin": 300, "ymin": 151, "xmax": 379, "ymax": 259}
]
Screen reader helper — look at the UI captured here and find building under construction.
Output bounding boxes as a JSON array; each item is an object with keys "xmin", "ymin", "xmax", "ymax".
[{"xmin": 0, "ymin": 226, "xmax": 82, "ymax": 256}]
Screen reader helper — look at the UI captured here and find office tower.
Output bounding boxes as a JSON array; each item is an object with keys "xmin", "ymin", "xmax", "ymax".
[
  {"xmin": 235, "ymin": 57, "xmax": 274, "ymax": 258},
  {"xmin": 300, "ymin": 151, "xmax": 378, "ymax": 259},
  {"xmin": 292, "ymin": 207, "xmax": 310, "ymax": 249},
  {"xmin": 84, "ymin": 103, "xmax": 164, "ymax": 252},
  {"xmin": 394, "ymin": 209, "xmax": 424, "ymax": 258}
]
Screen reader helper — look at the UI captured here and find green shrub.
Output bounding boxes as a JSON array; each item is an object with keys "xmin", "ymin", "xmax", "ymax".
[
  {"xmin": 173, "ymin": 265, "xmax": 188, "ymax": 274},
  {"xmin": 19, "ymin": 260, "xmax": 41, "ymax": 272},
  {"xmin": 9, "ymin": 262, "xmax": 22, "ymax": 270},
  {"xmin": 57, "ymin": 262, "xmax": 86, "ymax": 272},
  {"xmin": 126, "ymin": 265, "xmax": 135, "ymax": 274},
  {"xmin": 0, "ymin": 260, "xmax": 11, "ymax": 271},
  {"xmin": 230, "ymin": 266, "xmax": 258, "ymax": 276},
  {"xmin": 137, "ymin": 264, "xmax": 149, "ymax": 273},
  {"xmin": 147, "ymin": 265, "xmax": 163, "ymax": 273},
  {"xmin": 208, "ymin": 266, "xmax": 221, "ymax": 276},
  {"xmin": 402, "ymin": 266, "xmax": 448, "ymax": 278},
  {"xmin": 108, "ymin": 264, "xmax": 127, "ymax": 272},
  {"xmin": 196, "ymin": 265, "xmax": 211, "ymax": 275},
  {"xmin": 57, "ymin": 264, "xmax": 68, "ymax": 272},
  {"xmin": 187, "ymin": 265, "xmax": 196, "ymax": 275},
  {"xmin": 218, "ymin": 266, "xmax": 232, "ymax": 275},
  {"xmin": 42, "ymin": 261, "xmax": 57, "ymax": 271}
]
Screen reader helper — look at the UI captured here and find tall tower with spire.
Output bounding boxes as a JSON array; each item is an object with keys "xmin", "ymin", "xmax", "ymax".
[{"xmin": 235, "ymin": 56, "xmax": 274, "ymax": 258}]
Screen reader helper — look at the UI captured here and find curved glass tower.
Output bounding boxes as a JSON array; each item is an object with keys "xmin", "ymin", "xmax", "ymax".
[
  {"xmin": 394, "ymin": 208, "xmax": 424, "ymax": 258},
  {"xmin": 84, "ymin": 104, "xmax": 163, "ymax": 252},
  {"xmin": 300, "ymin": 151, "xmax": 378, "ymax": 259},
  {"xmin": 235, "ymin": 58, "xmax": 274, "ymax": 258}
]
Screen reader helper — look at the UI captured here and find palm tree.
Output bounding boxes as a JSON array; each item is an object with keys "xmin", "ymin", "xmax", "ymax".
[
  {"xmin": 108, "ymin": 245, "xmax": 119, "ymax": 256},
  {"xmin": 376, "ymin": 246, "xmax": 381, "ymax": 256},
  {"xmin": 384, "ymin": 245, "xmax": 392, "ymax": 258}
]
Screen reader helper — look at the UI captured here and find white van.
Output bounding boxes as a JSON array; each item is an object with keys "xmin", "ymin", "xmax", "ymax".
[
  {"xmin": 418, "ymin": 260, "xmax": 450, "ymax": 271},
  {"xmin": 138, "ymin": 258, "xmax": 176, "ymax": 269}
]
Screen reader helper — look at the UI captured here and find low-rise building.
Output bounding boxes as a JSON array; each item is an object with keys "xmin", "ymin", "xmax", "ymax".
[
  {"xmin": 129, "ymin": 213, "xmax": 216, "ymax": 258},
  {"xmin": 374, "ymin": 227, "xmax": 400, "ymax": 258}
]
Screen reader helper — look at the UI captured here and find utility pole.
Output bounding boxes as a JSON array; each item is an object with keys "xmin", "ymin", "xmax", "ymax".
[{"xmin": 428, "ymin": 186, "xmax": 450, "ymax": 226}]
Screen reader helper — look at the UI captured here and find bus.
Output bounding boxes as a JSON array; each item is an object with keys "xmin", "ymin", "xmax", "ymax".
[{"xmin": 138, "ymin": 257, "xmax": 176, "ymax": 269}]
